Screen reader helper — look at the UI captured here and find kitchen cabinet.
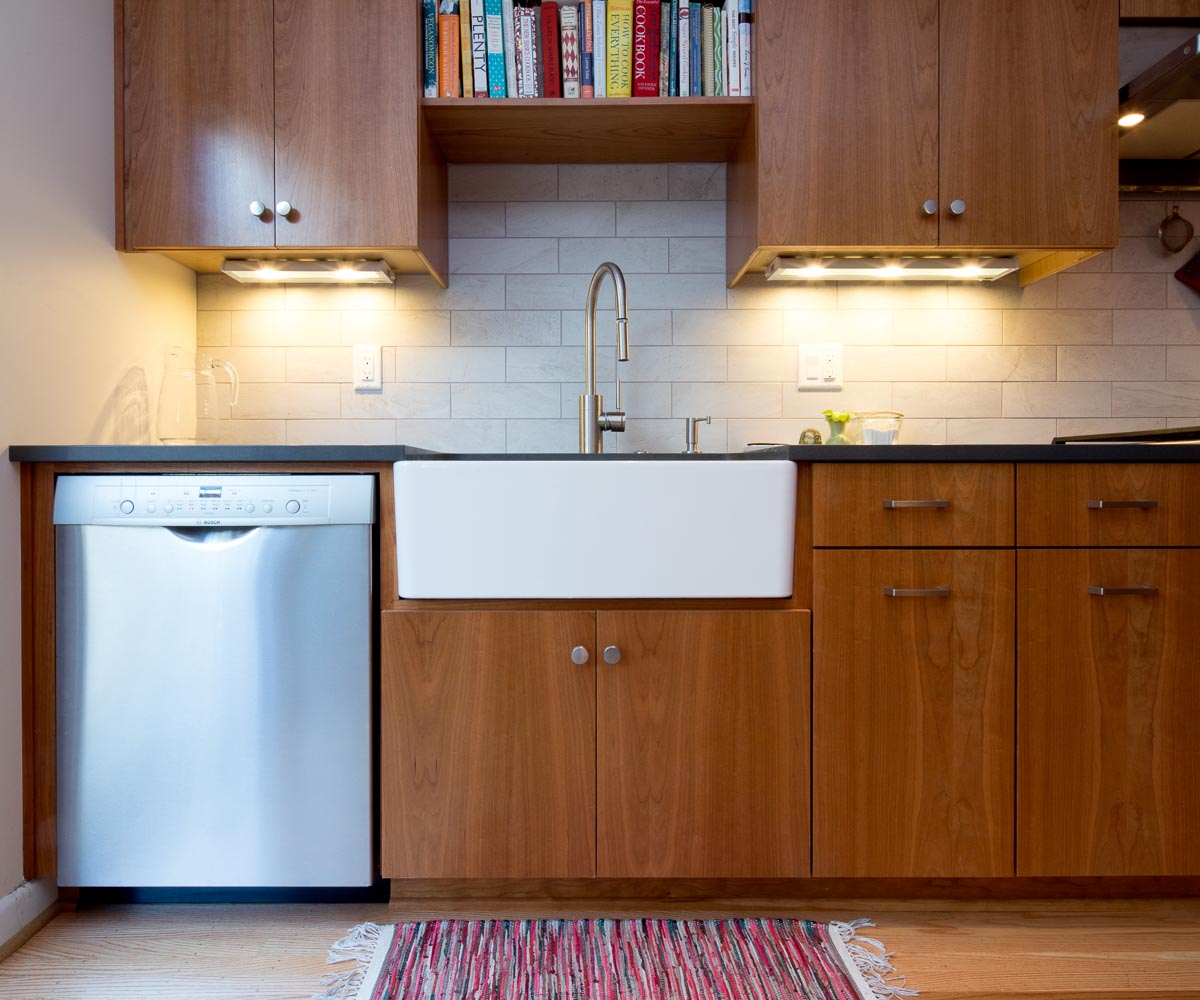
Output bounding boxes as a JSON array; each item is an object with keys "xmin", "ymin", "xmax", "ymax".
[
  {"xmin": 812, "ymin": 550, "xmax": 1015, "ymax": 877},
  {"xmin": 730, "ymin": 0, "xmax": 1118, "ymax": 283},
  {"xmin": 380, "ymin": 608, "xmax": 810, "ymax": 880},
  {"xmin": 380, "ymin": 611, "xmax": 596, "ymax": 878},
  {"xmin": 596, "ymin": 611, "xmax": 810, "ymax": 878},
  {"xmin": 1120, "ymin": 1, "xmax": 1200, "ymax": 16},
  {"xmin": 1017, "ymin": 549, "xmax": 1200, "ymax": 876},
  {"xmin": 119, "ymin": 0, "xmax": 446, "ymax": 278}
]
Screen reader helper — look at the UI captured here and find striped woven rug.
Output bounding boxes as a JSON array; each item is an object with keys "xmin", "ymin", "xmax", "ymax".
[{"xmin": 314, "ymin": 918, "xmax": 916, "ymax": 1000}]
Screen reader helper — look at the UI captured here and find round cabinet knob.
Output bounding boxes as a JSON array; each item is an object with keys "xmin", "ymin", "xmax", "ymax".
[
  {"xmin": 275, "ymin": 200, "xmax": 293, "ymax": 218},
  {"xmin": 244, "ymin": 502, "xmax": 255, "ymax": 514},
  {"xmin": 249, "ymin": 200, "xmax": 267, "ymax": 218},
  {"xmin": 571, "ymin": 646, "xmax": 590, "ymax": 665},
  {"xmin": 921, "ymin": 199, "xmax": 938, "ymax": 216},
  {"xmin": 263, "ymin": 502, "xmax": 273, "ymax": 514},
  {"xmin": 603, "ymin": 645, "xmax": 622, "ymax": 665},
  {"xmin": 163, "ymin": 503, "xmax": 174, "ymax": 514},
  {"xmin": 285, "ymin": 499, "xmax": 301, "ymax": 514},
  {"xmin": 119, "ymin": 500, "xmax": 134, "ymax": 514},
  {"xmin": 949, "ymin": 199, "xmax": 967, "ymax": 216}
]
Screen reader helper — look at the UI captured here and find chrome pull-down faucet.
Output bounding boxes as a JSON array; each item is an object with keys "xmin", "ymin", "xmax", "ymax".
[{"xmin": 579, "ymin": 262, "xmax": 630, "ymax": 454}]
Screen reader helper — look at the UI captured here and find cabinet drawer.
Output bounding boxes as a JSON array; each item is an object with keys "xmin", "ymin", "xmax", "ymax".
[
  {"xmin": 813, "ymin": 549, "xmax": 1015, "ymax": 877},
  {"xmin": 1018, "ymin": 464, "xmax": 1200, "ymax": 547},
  {"xmin": 813, "ymin": 463, "xmax": 1014, "ymax": 547}
]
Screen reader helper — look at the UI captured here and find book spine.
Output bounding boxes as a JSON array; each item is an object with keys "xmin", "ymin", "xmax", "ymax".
[
  {"xmin": 677, "ymin": 4, "xmax": 689, "ymax": 97},
  {"xmin": 562, "ymin": 4, "xmax": 581, "ymax": 98},
  {"xmin": 485, "ymin": 0, "xmax": 507, "ymax": 97},
  {"xmin": 632, "ymin": 0, "xmax": 659, "ymax": 98},
  {"xmin": 459, "ymin": 0, "xmax": 474, "ymax": 96},
  {"xmin": 726, "ymin": 2, "xmax": 738, "ymax": 95},
  {"xmin": 701, "ymin": 3, "xmax": 713, "ymax": 96},
  {"xmin": 534, "ymin": 3, "xmax": 545, "ymax": 95},
  {"xmin": 712, "ymin": 3, "xmax": 722, "ymax": 96},
  {"xmin": 438, "ymin": 12, "xmax": 461, "ymax": 97},
  {"xmin": 515, "ymin": 4, "xmax": 539, "ymax": 97},
  {"xmin": 658, "ymin": 2, "xmax": 670, "ymax": 96},
  {"xmin": 502, "ymin": 0, "xmax": 518, "ymax": 97},
  {"xmin": 542, "ymin": 0, "xmax": 561, "ymax": 97},
  {"xmin": 471, "ymin": 7, "xmax": 490, "ymax": 95},
  {"xmin": 739, "ymin": 0, "xmax": 751, "ymax": 96},
  {"xmin": 607, "ymin": 0, "xmax": 633, "ymax": 97},
  {"xmin": 423, "ymin": 0, "xmax": 439, "ymax": 97},
  {"xmin": 593, "ymin": 0, "xmax": 607, "ymax": 97},
  {"xmin": 689, "ymin": 2, "xmax": 701, "ymax": 95},
  {"xmin": 667, "ymin": 0, "xmax": 679, "ymax": 96},
  {"xmin": 580, "ymin": 1, "xmax": 594, "ymax": 97}
]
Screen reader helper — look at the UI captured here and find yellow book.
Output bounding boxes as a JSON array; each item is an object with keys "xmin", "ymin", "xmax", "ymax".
[{"xmin": 607, "ymin": 0, "xmax": 633, "ymax": 97}]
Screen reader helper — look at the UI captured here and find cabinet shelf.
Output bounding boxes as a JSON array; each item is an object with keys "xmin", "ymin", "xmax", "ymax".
[{"xmin": 421, "ymin": 97, "xmax": 754, "ymax": 164}]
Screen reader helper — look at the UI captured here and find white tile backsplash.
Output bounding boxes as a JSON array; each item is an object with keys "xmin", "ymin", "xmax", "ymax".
[{"xmin": 196, "ymin": 173, "xmax": 1198, "ymax": 449}]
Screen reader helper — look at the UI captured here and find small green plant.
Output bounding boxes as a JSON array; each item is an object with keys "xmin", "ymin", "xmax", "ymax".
[{"xmin": 821, "ymin": 409, "xmax": 852, "ymax": 424}]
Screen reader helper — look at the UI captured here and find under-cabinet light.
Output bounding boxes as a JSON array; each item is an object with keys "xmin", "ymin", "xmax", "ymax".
[
  {"xmin": 1117, "ymin": 112, "xmax": 1145, "ymax": 128},
  {"xmin": 765, "ymin": 256, "xmax": 1020, "ymax": 282},
  {"xmin": 221, "ymin": 259, "xmax": 396, "ymax": 284}
]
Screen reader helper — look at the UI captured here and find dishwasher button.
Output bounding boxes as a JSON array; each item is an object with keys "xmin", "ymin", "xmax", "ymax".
[
  {"xmin": 262, "ymin": 502, "xmax": 274, "ymax": 514},
  {"xmin": 163, "ymin": 503, "xmax": 174, "ymax": 514},
  {"xmin": 244, "ymin": 503, "xmax": 256, "ymax": 514},
  {"xmin": 119, "ymin": 500, "xmax": 135, "ymax": 514},
  {"xmin": 146, "ymin": 503, "xmax": 157, "ymax": 514},
  {"xmin": 285, "ymin": 499, "xmax": 301, "ymax": 514}
]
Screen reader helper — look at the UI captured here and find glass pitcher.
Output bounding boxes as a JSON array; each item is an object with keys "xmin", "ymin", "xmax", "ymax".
[{"xmin": 156, "ymin": 347, "xmax": 240, "ymax": 444}]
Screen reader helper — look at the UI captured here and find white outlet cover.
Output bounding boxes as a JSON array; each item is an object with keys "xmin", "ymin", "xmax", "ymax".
[
  {"xmin": 353, "ymin": 345, "xmax": 383, "ymax": 393},
  {"xmin": 797, "ymin": 343, "xmax": 843, "ymax": 391}
]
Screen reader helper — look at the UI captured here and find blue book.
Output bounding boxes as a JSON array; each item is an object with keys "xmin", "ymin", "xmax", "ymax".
[
  {"xmin": 484, "ymin": 0, "xmax": 508, "ymax": 97},
  {"xmin": 667, "ymin": 0, "xmax": 679, "ymax": 96},
  {"xmin": 579, "ymin": 2, "xmax": 594, "ymax": 94},
  {"xmin": 423, "ymin": 0, "xmax": 439, "ymax": 97},
  {"xmin": 689, "ymin": 2, "xmax": 701, "ymax": 95}
]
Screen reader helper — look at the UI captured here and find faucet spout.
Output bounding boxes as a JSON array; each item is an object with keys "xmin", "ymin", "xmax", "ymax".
[{"xmin": 580, "ymin": 262, "xmax": 630, "ymax": 454}]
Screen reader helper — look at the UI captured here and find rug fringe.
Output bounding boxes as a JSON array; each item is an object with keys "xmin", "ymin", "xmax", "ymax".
[
  {"xmin": 311, "ymin": 923, "xmax": 383, "ymax": 1000},
  {"xmin": 830, "ymin": 919, "xmax": 920, "ymax": 999}
]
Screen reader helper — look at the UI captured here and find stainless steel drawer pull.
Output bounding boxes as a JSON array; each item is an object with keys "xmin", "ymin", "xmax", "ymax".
[
  {"xmin": 1085, "ymin": 499, "xmax": 1158, "ymax": 510},
  {"xmin": 1087, "ymin": 585, "xmax": 1159, "ymax": 597},
  {"xmin": 882, "ymin": 499, "xmax": 950, "ymax": 509},
  {"xmin": 883, "ymin": 586, "xmax": 951, "ymax": 598}
]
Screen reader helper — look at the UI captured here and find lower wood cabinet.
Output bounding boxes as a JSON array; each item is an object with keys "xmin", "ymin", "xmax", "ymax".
[
  {"xmin": 380, "ymin": 611, "xmax": 597, "ymax": 878},
  {"xmin": 597, "ymin": 611, "xmax": 811, "ymax": 878},
  {"xmin": 381, "ymin": 609, "xmax": 810, "ymax": 880},
  {"xmin": 1018, "ymin": 550, "xmax": 1200, "ymax": 877},
  {"xmin": 813, "ymin": 550, "xmax": 1015, "ymax": 877}
]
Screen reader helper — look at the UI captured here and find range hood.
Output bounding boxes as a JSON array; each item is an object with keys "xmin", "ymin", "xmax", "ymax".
[{"xmin": 1119, "ymin": 27, "xmax": 1200, "ymax": 191}]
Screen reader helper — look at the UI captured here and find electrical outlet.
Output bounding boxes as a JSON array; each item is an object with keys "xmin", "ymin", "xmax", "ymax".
[
  {"xmin": 353, "ymin": 345, "xmax": 382, "ymax": 393},
  {"xmin": 797, "ymin": 343, "xmax": 843, "ymax": 391}
]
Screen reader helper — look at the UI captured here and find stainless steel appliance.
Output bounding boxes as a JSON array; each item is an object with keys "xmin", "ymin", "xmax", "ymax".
[{"xmin": 53, "ymin": 474, "xmax": 374, "ymax": 887}]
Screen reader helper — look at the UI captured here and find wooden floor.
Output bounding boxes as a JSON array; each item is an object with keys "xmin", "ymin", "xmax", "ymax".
[{"xmin": 0, "ymin": 898, "xmax": 1197, "ymax": 999}]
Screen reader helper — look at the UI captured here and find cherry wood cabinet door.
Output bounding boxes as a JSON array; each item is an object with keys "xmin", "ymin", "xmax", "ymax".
[
  {"xmin": 381, "ymin": 611, "xmax": 596, "ymax": 878},
  {"xmin": 1018, "ymin": 550, "xmax": 1200, "ymax": 876},
  {"xmin": 274, "ymin": 0, "xmax": 419, "ymax": 248},
  {"xmin": 596, "ymin": 612, "xmax": 810, "ymax": 878},
  {"xmin": 755, "ymin": 0, "xmax": 939, "ymax": 248},
  {"xmin": 122, "ymin": 0, "xmax": 275, "ymax": 249},
  {"xmin": 939, "ymin": 0, "xmax": 1117, "ymax": 249},
  {"xmin": 813, "ymin": 550, "xmax": 1015, "ymax": 877}
]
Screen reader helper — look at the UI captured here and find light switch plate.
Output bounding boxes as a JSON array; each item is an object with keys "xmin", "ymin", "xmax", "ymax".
[
  {"xmin": 353, "ymin": 345, "xmax": 382, "ymax": 393},
  {"xmin": 797, "ymin": 343, "xmax": 843, "ymax": 391}
]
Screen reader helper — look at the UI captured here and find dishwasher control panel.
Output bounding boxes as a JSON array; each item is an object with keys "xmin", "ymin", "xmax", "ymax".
[{"xmin": 52, "ymin": 475, "xmax": 376, "ymax": 527}]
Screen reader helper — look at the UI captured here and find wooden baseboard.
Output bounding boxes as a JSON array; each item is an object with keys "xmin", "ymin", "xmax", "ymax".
[
  {"xmin": 389, "ymin": 877, "xmax": 1200, "ymax": 906},
  {"xmin": 0, "ymin": 898, "xmax": 59, "ymax": 964}
]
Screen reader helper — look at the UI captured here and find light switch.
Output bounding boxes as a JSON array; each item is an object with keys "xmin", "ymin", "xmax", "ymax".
[
  {"xmin": 353, "ymin": 345, "xmax": 382, "ymax": 393},
  {"xmin": 797, "ymin": 343, "xmax": 843, "ymax": 391}
]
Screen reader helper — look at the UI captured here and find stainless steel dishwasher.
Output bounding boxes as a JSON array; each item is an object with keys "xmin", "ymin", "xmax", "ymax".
[{"xmin": 53, "ymin": 474, "xmax": 374, "ymax": 888}]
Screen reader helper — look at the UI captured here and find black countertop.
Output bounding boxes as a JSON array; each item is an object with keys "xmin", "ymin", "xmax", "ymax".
[{"xmin": 10, "ymin": 443, "xmax": 1200, "ymax": 463}]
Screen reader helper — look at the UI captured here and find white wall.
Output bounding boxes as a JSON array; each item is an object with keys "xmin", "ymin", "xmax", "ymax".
[{"xmin": 0, "ymin": 0, "xmax": 195, "ymax": 915}]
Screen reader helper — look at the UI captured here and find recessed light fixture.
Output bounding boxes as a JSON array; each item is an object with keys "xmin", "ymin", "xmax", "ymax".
[
  {"xmin": 1117, "ymin": 112, "xmax": 1146, "ymax": 128},
  {"xmin": 766, "ymin": 256, "xmax": 1020, "ymax": 282},
  {"xmin": 220, "ymin": 259, "xmax": 396, "ymax": 284}
]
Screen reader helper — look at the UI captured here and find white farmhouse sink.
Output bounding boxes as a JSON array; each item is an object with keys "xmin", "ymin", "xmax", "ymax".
[{"xmin": 393, "ymin": 460, "xmax": 797, "ymax": 599}]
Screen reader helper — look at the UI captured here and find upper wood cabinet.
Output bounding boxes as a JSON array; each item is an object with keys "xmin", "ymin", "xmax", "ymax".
[
  {"xmin": 730, "ymin": 0, "xmax": 1118, "ymax": 283},
  {"xmin": 1120, "ymin": 0, "xmax": 1200, "ymax": 16},
  {"xmin": 596, "ymin": 611, "xmax": 810, "ymax": 879},
  {"xmin": 118, "ymin": 0, "xmax": 447, "ymax": 278}
]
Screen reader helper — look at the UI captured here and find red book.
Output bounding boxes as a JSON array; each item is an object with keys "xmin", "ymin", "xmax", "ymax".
[
  {"xmin": 632, "ymin": 0, "xmax": 661, "ymax": 97},
  {"xmin": 541, "ymin": 1, "xmax": 562, "ymax": 98}
]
